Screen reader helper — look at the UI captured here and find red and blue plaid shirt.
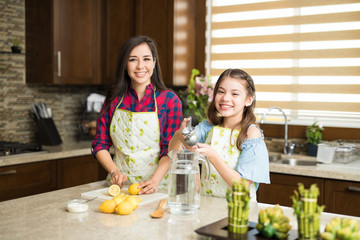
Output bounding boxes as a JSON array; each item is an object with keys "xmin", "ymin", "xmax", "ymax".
[{"xmin": 91, "ymin": 84, "xmax": 183, "ymax": 159}]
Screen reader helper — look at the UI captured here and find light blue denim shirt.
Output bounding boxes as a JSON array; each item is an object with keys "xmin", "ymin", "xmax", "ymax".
[{"xmin": 194, "ymin": 120, "xmax": 270, "ymax": 189}]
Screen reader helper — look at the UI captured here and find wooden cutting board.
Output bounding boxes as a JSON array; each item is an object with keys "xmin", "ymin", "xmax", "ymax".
[{"xmin": 81, "ymin": 187, "xmax": 167, "ymax": 206}]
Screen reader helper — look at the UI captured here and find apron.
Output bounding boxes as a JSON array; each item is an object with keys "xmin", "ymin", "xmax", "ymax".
[
  {"xmin": 108, "ymin": 90, "xmax": 167, "ymax": 188},
  {"xmin": 200, "ymin": 126, "xmax": 257, "ymax": 201}
]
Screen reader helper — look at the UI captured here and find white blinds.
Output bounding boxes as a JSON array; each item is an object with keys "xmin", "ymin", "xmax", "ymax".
[{"xmin": 207, "ymin": 0, "xmax": 360, "ymax": 128}]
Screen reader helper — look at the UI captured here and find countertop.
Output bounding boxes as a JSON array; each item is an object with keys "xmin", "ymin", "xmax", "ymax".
[
  {"xmin": 0, "ymin": 180, "xmax": 359, "ymax": 240},
  {"xmin": 0, "ymin": 141, "xmax": 93, "ymax": 167},
  {"xmin": 1, "ymin": 143, "xmax": 359, "ymax": 182}
]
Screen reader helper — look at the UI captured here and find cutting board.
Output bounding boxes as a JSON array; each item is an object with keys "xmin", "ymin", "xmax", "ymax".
[{"xmin": 81, "ymin": 187, "xmax": 167, "ymax": 206}]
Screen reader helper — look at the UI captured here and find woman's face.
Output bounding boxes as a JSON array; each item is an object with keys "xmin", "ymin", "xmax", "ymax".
[
  {"xmin": 215, "ymin": 77, "xmax": 253, "ymax": 123},
  {"xmin": 127, "ymin": 43, "xmax": 156, "ymax": 88}
]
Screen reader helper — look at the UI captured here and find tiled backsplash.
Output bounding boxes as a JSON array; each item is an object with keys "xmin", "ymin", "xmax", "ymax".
[{"xmin": 0, "ymin": 0, "xmax": 105, "ymax": 144}]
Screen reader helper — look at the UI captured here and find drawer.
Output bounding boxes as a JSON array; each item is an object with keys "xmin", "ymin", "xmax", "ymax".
[{"xmin": 0, "ymin": 161, "xmax": 56, "ymax": 201}]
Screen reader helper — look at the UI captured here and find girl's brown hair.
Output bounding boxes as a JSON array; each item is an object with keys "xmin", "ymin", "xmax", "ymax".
[{"xmin": 207, "ymin": 69, "xmax": 257, "ymax": 151}]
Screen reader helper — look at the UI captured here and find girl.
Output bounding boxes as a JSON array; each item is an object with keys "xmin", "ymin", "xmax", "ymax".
[
  {"xmin": 169, "ymin": 68, "xmax": 270, "ymax": 201},
  {"xmin": 92, "ymin": 36, "xmax": 182, "ymax": 194}
]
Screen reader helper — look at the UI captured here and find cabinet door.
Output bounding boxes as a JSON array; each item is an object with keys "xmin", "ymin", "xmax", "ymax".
[
  {"xmin": 56, "ymin": 155, "xmax": 106, "ymax": 189},
  {"xmin": 26, "ymin": 0, "xmax": 103, "ymax": 84},
  {"xmin": 257, "ymin": 173, "xmax": 324, "ymax": 207},
  {"xmin": 53, "ymin": 0, "xmax": 102, "ymax": 84},
  {"xmin": 0, "ymin": 161, "xmax": 56, "ymax": 202},
  {"xmin": 324, "ymin": 179, "xmax": 360, "ymax": 217}
]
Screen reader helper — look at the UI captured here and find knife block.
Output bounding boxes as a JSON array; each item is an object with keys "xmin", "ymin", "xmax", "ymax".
[{"xmin": 35, "ymin": 118, "xmax": 62, "ymax": 145}]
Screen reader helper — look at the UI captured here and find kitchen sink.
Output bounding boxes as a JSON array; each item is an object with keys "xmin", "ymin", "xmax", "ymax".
[{"xmin": 269, "ymin": 154, "xmax": 320, "ymax": 166}]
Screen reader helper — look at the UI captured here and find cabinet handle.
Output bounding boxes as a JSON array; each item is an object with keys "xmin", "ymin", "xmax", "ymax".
[
  {"xmin": 348, "ymin": 186, "xmax": 360, "ymax": 192},
  {"xmin": 0, "ymin": 170, "xmax": 16, "ymax": 176},
  {"xmin": 57, "ymin": 51, "xmax": 61, "ymax": 77}
]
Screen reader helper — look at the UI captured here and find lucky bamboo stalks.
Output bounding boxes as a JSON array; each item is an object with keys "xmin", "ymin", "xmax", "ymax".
[
  {"xmin": 291, "ymin": 183, "xmax": 325, "ymax": 240},
  {"xmin": 226, "ymin": 178, "xmax": 250, "ymax": 234}
]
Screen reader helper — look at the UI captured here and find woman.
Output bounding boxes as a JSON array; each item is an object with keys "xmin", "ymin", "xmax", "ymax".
[
  {"xmin": 169, "ymin": 69, "xmax": 270, "ymax": 201},
  {"xmin": 92, "ymin": 36, "xmax": 182, "ymax": 194}
]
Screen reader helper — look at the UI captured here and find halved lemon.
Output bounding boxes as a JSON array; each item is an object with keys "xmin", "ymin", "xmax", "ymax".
[{"xmin": 109, "ymin": 184, "xmax": 121, "ymax": 197}]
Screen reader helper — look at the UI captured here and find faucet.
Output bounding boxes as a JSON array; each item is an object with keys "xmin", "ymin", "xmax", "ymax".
[{"xmin": 260, "ymin": 106, "xmax": 294, "ymax": 155}]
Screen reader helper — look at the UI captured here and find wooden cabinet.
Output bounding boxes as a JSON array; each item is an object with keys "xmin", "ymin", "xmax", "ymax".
[
  {"xmin": 0, "ymin": 155, "xmax": 107, "ymax": 202},
  {"xmin": 25, "ymin": 0, "xmax": 103, "ymax": 84},
  {"xmin": 257, "ymin": 173, "xmax": 324, "ymax": 207},
  {"xmin": 56, "ymin": 155, "xmax": 107, "ymax": 189},
  {"xmin": 0, "ymin": 161, "xmax": 56, "ymax": 202},
  {"xmin": 257, "ymin": 173, "xmax": 360, "ymax": 217},
  {"xmin": 25, "ymin": 0, "xmax": 206, "ymax": 86},
  {"xmin": 324, "ymin": 179, "xmax": 360, "ymax": 216}
]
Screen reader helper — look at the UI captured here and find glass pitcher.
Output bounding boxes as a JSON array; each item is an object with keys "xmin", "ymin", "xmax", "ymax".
[{"xmin": 168, "ymin": 150, "xmax": 210, "ymax": 215}]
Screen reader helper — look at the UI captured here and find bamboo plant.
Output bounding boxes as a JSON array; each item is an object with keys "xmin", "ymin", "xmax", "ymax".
[
  {"xmin": 291, "ymin": 183, "xmax": 325, "ymax": 240},
  {"xmin": 226, "ymin": 178, "xmax": 250, "ymax": 234}
]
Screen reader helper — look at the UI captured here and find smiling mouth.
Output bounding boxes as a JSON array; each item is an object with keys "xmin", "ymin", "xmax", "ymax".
[
  {"xmin": 134, "ymin": 72, "xmax": 147, "ymax": 77},
  {"xmin": 220, "ymin": 104, "xmax": 232, "ymax": 110}
]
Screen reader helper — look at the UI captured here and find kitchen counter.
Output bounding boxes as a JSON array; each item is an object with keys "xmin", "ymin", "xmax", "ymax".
[
  {"xmin": 269, "ymin": 153, "xmax": 360, "ymax": 182},
  {"xmin": 0, "ymin": 141, "xmax": 93, "ymax": 167},
  {"xmin": 0, "ymin": 180, "xmax": 359, "ymax": 240}
]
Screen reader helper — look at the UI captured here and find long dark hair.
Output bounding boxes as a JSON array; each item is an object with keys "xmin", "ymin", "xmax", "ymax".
[
  {"xmin": 102, "ymin": 36, "xmax": 168, "ymax": 114},
  {"xmin": 207, "ymin": 69, "xmax": 257, "ymax": 151}
]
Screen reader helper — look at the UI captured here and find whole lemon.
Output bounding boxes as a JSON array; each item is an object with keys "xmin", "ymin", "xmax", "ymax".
[
  {"xmin": 128, "ymin": 183, "xmax": 141, "ymax": 195},
  {"xmin": 99, "ymin": 199, "xmax": 117, "ymax": 214},
  {"xmin": 116, "ymin": 201, "xmax": 135, "ymax": 215},
  {"xmin": 125, "ymin": 196, "xmax": 142, "ymax": 209}
]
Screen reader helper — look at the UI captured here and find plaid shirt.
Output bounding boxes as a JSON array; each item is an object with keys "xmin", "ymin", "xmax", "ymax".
[{"xmin": 91, "ymin": 84, "xmax": 183, "ymax": 159}]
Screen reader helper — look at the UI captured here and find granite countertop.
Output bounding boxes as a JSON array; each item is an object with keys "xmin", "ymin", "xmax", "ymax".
[
  {"xmin": 0, "ymin": 141, "xmax": 93, "ymax": 167},
  {"xmin": 0, "ymin": 180, "xmax": 359, "ymax": 240}
]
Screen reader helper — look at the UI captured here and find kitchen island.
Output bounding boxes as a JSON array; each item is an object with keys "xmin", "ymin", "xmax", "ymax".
[{"xmin": 1, "ymin": 181, "xmax": 359, "ymax": 240}]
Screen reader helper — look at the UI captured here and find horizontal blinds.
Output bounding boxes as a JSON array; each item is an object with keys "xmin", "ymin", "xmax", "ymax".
[{"xmin": 208, "ymin": 0, "xmax": 360, "ymax": 127}]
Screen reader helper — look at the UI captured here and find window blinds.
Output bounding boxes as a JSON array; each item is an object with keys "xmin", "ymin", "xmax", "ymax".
[{"xmin": 207, "ymin": 0, "xmax": 360, "ymax": 127}]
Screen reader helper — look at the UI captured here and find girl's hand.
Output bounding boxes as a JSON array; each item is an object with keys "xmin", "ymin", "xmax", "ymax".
[
  {"xmin": 110, "ymin": 171, "xmax": 128, "ymax": 188},
  {"xmin": 138, "ymin": 179, "xmax": 160, "ymax": 195},
  {"xmin": 195, "ymin": 143, "xmax": 220, "ymax": 163}
]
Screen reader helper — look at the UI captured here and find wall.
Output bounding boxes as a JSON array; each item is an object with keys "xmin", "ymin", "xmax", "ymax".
[{"xmin": 0, "ymin": 0, "xmax": 104, "ymax": 144}]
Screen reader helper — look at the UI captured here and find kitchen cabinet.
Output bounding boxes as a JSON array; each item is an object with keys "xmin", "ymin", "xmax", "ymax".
[
  {"xmin": 257, "ymin": 173, "xmax": 360, "ymax": 217},
  {"xmin": 0, "ymin": 161, "xmax": 57, "ymax": 202},
  {"xmin": 56, "ymin": 155, "xmax": 107, "ymax": 189},
  {"xmin": 25, "ymin": 0, "xmax": 103, "ymax": 84},
  {"xmin": 324, "ymin": 179, "xmax": 360, "ymax": 216},
  {"xmin": 0, "ymin": 155, "xmax": 107, "ymax": 202},
  {"xmin": 257, "ymin": 173, "xmax": 325, "ymax": 207},
  {"xmin": 25, "ymin": 0, "xmax": 205, "ymax": 85}
]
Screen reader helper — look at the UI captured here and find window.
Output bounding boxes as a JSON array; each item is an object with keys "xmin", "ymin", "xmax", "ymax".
[{"xmin": 207, "ymin": 0, "xmax": 360, "ymax": 128}]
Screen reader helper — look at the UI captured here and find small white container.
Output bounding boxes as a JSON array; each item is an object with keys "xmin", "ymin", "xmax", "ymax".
[{"xmin": 67, "ymin": 199, "xmax": 89, "ymax": 213}]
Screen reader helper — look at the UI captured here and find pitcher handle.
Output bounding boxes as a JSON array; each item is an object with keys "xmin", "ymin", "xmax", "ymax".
[{"xmin": 199, "ymin": 153, "xmax": 210, "ymax": 181}]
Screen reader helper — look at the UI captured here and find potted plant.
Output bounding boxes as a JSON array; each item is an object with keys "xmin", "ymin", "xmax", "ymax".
[
  {"xmin": 11, "ymin": 38, "xmax": 22, "ymax": 53},
  {"xmin": 305, "ymin": 121, "xmax": 324, "ymax": 156}
]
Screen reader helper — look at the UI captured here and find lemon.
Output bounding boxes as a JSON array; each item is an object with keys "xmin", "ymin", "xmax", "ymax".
[
  {"xmin": 109, "ymin": 184, "xmax": 121, "ymax": 197},
  {"xmin": 99, "ymin": 199, "xmax": 117, "ymax": 213},
  {"xmin": 125, "ymin": 196, "xmax": 142, "ymax": 209},
  {"xmin": 116, "ymin": 201, "xmax": 135, "ymax": 215},
  {"xmin": 128, "ymin": 183, "xmax": 141, "ymax": 195},
  {"xmin": 113, "ymin": 193, "xmax": 128, "ymax": 205}
]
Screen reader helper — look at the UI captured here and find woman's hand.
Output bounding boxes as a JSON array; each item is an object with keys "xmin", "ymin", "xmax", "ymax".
[
  {"xmin": 138, "ymin": 179, "xmax": 160, "ymax": 195},
  {"xmin": 110, "ymin": 170, "xmax": 128, "ymax": 188}
]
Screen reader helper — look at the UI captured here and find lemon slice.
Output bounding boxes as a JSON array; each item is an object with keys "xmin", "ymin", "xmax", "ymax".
[{"xmin": 109, "ymin": 184, "xmax": 121, "ymax": 197}]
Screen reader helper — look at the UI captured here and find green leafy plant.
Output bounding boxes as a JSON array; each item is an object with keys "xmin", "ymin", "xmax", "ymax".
[
  {"xmin": 12, "ymin": 38, "xmax": 20, "ymax": 47},
  {"xmin": 182, "ymin": 69, "xmax": 214, "ymax": 122},
  {"xmin": 305, "ymin": 121, "xmax": 324, "ymax": 145}
]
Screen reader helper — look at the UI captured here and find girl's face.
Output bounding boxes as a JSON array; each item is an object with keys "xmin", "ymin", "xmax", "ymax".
[
  {"xmin": 215, "ymin": 77, "xmax": 253, "ymax": 124},
  {"xmin": 127, "ymin": 43, "xmax": 156, "ymax": 88}
]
